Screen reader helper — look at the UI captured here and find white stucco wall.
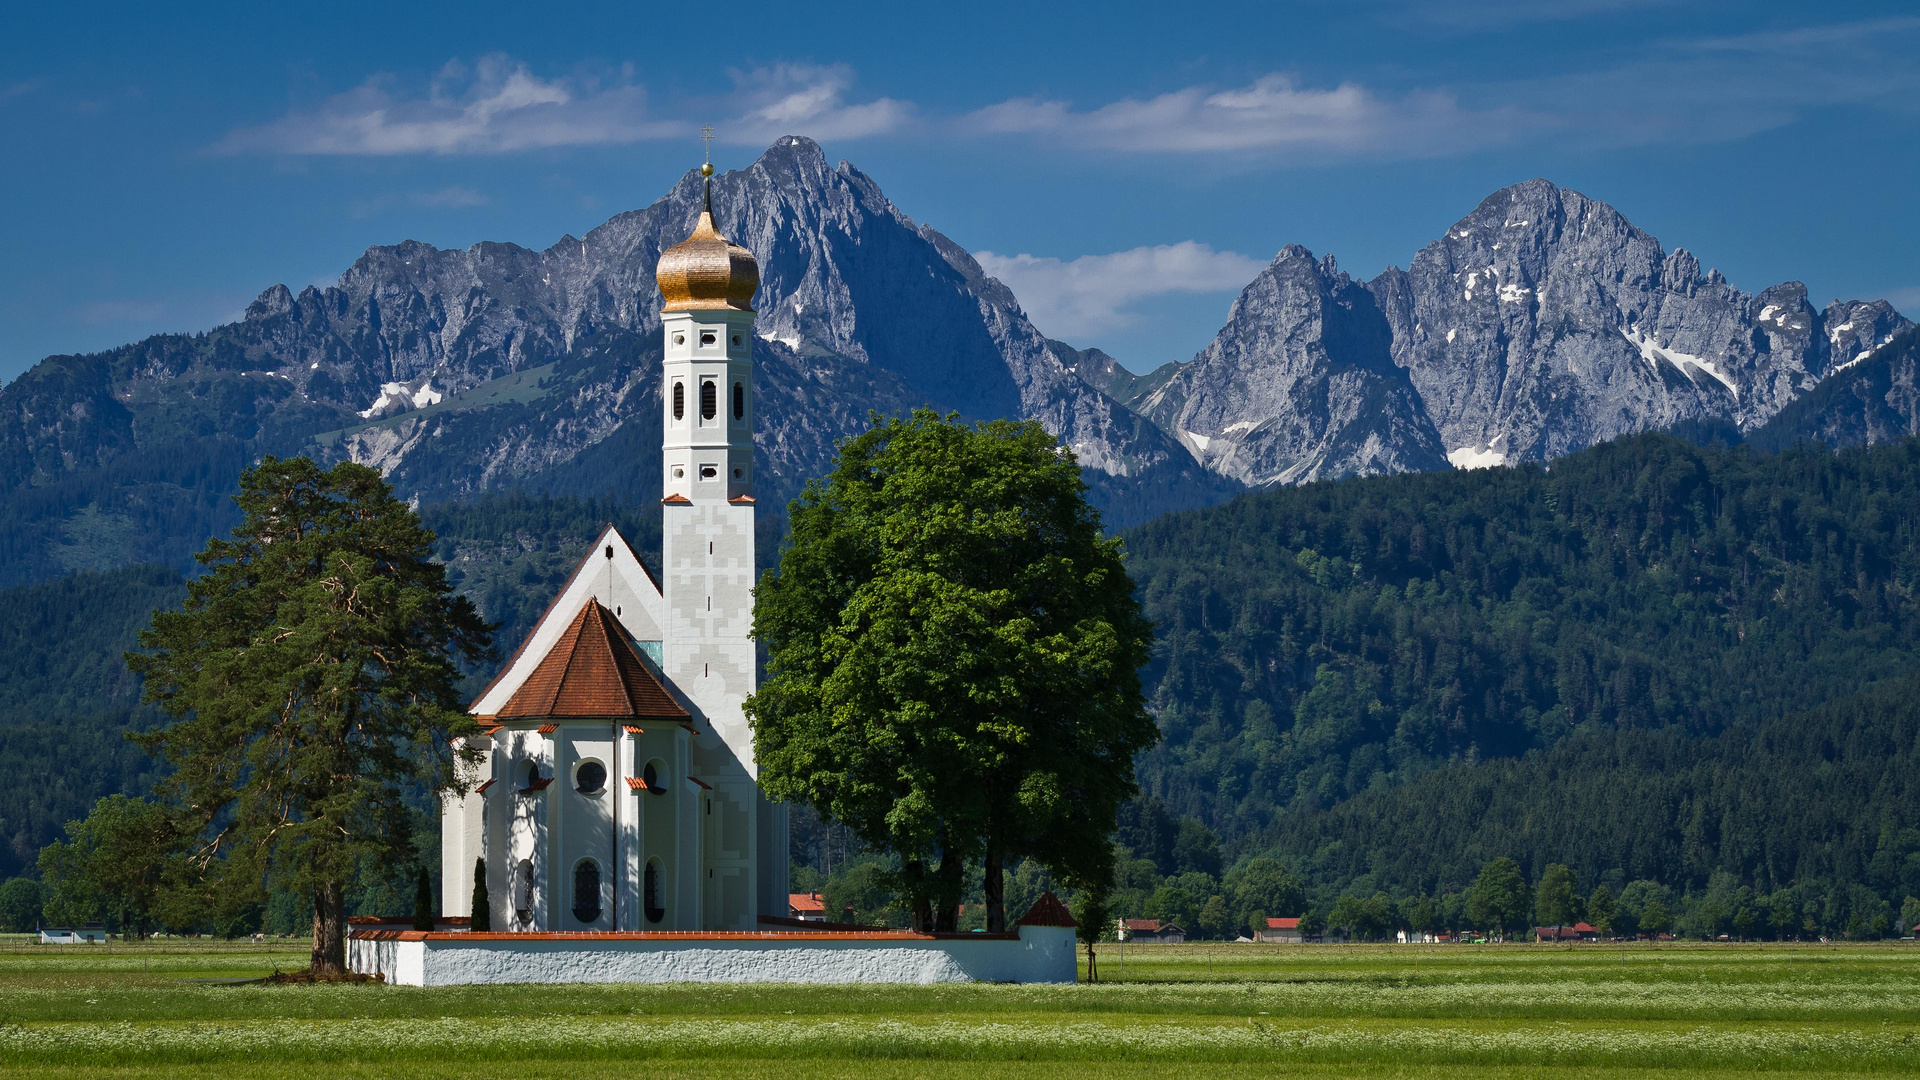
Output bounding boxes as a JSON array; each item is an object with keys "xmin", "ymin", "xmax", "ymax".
[{"xmin": 349, "ymin": 924, "xmax": 1076, "ymax": 987}]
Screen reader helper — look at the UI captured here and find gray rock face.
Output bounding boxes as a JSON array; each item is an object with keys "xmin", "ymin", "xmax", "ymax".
[
  {"xmin": 1750, "ymin": 326, "xmax": 1920, "ymax": 451},
  {"xmin": 1153, "ymin": 179, "xmax": 1912, "ymax": 477},
  {"xmin": 1363, "ymin": 180, "xmax": 1904, "ymax": 466},
  {"xmin": 1140, "ymin": 247, "xmax": 1448, "ymax": 485}
]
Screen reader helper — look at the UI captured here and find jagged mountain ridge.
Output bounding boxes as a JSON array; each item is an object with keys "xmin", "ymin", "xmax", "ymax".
[
  {"xmin": 0, "ymin": 137, "xmax": 1234, "ymax": 586},
  {"xmin": 1160, "ymin": 179, "xmax": 1911, "ymax": 477}
]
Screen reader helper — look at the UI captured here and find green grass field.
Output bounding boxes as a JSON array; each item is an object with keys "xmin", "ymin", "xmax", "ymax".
[{"xmin": 0, "ymin": 938, "xmax": 1913, "ymax": 1078}]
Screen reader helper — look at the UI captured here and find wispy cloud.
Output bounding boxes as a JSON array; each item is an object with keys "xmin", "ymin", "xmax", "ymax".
[
  {"xmin": 415, "ymin": 186, "xmax": 488, "ymax": 208},
  {"xmin": 0, "ymin": 80, "xmax": 42, "ymax": 103},
  {"xmin": 723, "ymin": 64, "xmax": 910, "ymax": 143},
  {"xmin": 965, "ymin": 74, "xmax": 1541, "ymax": 158},
  {"xmin": 975, "ymin": 242, "xmax": 1266, "ymax": 339},
  {"xmin": 215, "ymin": 56, "xmax": 906, "ymax": 156},
  {"xmin": 215, "ymin": 55, "xmax": 677, "ymax": 155}
]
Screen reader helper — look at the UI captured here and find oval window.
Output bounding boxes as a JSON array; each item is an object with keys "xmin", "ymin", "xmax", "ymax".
[
  {"xmin": 642, "ymin": 759, "xmax": 666, "ymax": 794},
  {"xmin": 733, "ymin": 382, "xmax": 744, "ymax": 419},
  {"xmin": 672, "ymin": 382, "xmax": 685, "ymax": 420},
  {"xmin": 700, "ymin": 380, "xmax": 717, "ymax": 420},
  {"xmin": 572, "ymin": 860, "xmax": 602, "ymax": 924},
  {"xmin": 575, "ymin": 760, "xmax": 606, "ymax": 794}
]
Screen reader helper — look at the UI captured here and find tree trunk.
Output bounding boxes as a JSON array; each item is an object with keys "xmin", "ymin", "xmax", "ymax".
[
  {"xmin": 983, "ymin": 840, "xmax": 1005, "ymax": 933},
  {"xmin": 311, "ymin": 881, "xmax": 347, "ymax": 974},
  {"xmin": 905, "ymin": 858, "xmax": 933, "ymax": 932},
  {"xmin": 933, "ymin": 846, "xmax": 965, "ymax": 933},
  {"xmin": 1085, "ymin": 940, "xmax": 1097, "ymax": 983}
]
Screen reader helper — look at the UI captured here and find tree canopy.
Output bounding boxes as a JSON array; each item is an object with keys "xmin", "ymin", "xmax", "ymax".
[
  {"xmin": 126, "ymin": 457, "xmax": 491, "ymax": 971},
  {"xmin": 747, "ymin": 410, "xmax": 1157, "ymax": 930}
]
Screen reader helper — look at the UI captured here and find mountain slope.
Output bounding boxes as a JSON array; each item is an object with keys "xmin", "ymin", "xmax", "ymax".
[
  {"xmin": 1123, "ymin": 432, "xmax": 1920, "ymax": 843},
  {"xmin": 1139, "ymin": 247, "xmax": 1448, "ymax": 485},
  {"xmin": 1144, "ymin": 179, "xmax": 1911, "ymax": 478},
  {"xmin": 0, "ymin": 137, "xmax": 1233, "ymax": 588}
]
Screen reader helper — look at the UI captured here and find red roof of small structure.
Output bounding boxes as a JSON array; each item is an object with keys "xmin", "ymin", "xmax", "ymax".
[
  {"xmin": 497, "ymin": 600, "xmax": 689, "ymax": 722},
  {"xmin": 789, "ymin": 892, "xmax": 827, "ymax": 914},
  {"xmin": 1573, "ymin": 922, "xmax": 1598, "ymax": 933},
  {"xmin": 1016, "ymin": 891, "xmax": 1078, "ymax": 928},
  {"xmin": 1123, "ymin": 919, "xmax": 1162, "ymax": 931},
  {"xmin": 1265, "ymin": 917, "xmax": 1301, "ymax": 930}
]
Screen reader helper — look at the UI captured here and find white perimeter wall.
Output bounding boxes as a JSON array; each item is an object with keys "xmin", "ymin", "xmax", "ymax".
[{"xmin": 349, "ymin": 925, "xmax": 1076, "ymax": 987}]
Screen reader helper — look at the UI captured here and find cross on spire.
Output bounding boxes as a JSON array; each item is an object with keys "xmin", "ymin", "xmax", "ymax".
[{"xmin": 699, "ymin": 124, "xmax": 716, "ymax": 164}]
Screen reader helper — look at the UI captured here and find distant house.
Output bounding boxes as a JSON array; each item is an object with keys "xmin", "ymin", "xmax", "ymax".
[
  {"xmin": 1119, "ymin": 918, "xmax": 1186, "ymax": 944},
  {"xmin": 1535, "ymin": 922, "xmax": 1600, "ymax": 942},
  {"xmin": 1397, "ymin": 929, "xmax": 1441, "ymax": 943},
  {"xmin": 788, "ymin": 892, "xmax": 828, "ymax": 922},
  {"xmin": 40, "ymin": 924, "xmax": 107, "ymax": 944},
  {"xmin": 1256, "ymin": 917, "xmax": 1304, "ymax": 943}
]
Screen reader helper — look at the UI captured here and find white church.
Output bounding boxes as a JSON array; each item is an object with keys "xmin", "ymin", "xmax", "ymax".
[
  {"xmin": 438, "ymin": 170, "xmax": 786, "ymax": 933},
  {"xmin": 370, "ymin": 163, "xmax": 1077, "ymax": 985}
]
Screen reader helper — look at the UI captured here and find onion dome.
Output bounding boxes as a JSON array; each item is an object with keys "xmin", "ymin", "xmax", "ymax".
[{"xmin": 656, "ymin": 170, "xmax": 758, "ymax": 313}]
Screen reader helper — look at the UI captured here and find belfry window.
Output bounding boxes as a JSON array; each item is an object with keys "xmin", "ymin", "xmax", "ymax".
[
  {"xmin": 700, "ymin": 380, "xmax": 717, "ymax": 420},
  {"xmin": 572, "ymin": 860, "xmax": 602, "ymax": 924},
  {"xmin": 700, "ymin": 330, "xmax": 716, "ymax": 347},
  {"xmin": 733, "ymin": 382, "xmax": 744, "ymax": 419},
  {"xmin": 672, "ymin": 382, "xmax": 685, "ymax": 420}
]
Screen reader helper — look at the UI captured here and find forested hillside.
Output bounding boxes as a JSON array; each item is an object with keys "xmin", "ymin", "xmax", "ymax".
[
  {"xmin": 0, "ymin": 565, "xmax": 183, "ymax": 877},
  {"xmin": 1126, "ymin": 434, "xmax": 1920, "ymax": 844},
  {"xmin": 1263, "ymin": 672, "xmax": 1920, "ymax": 918}
]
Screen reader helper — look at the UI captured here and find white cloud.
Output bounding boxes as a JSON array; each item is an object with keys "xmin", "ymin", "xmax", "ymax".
[
  {"xmin": 215, "ymin": 56, "xmax": 908, "ymax": 157},
  {"xmin": 975, "ymin": 242, "xmax": 1266, "ymax": 340},
  {"xmin": 965, "ymin": 74, "xmax": 1538, "ymax": 157},
  {"xmin": 722, "ymin": 64, "xmax": 910, "ymax": 143},
  {"xmin": 215, "ymin": 55, "xmax": 679, "ymax": 155},
  {"xmin": 415, "ymin": 186, "xmax": 489, "ymax": 209}
]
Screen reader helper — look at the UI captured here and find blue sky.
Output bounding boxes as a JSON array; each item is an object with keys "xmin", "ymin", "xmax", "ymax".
[{"xmin": 3, "ymin": 1, "xmax": 1917, "ymax": 381}]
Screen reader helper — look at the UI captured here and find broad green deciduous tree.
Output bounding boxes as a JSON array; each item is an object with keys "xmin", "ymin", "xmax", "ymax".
[
  {"xmin": 1536, "ymin": 863, "xmax": 1578, "ymax": 930},
  {"xmin": 37, "ymin": 795, "xmax": 178, "ymax": 937},
  {"xmin": 127, "ymin": 457, "xmax": 492, "ymax": 973},
  {"xmin": 1467, "ymin": 857, "xmax": 1528, "ymax": 940},
  {"xmin": 747, "ymin": 410, "xmax": 1157, "ymax": 931}
]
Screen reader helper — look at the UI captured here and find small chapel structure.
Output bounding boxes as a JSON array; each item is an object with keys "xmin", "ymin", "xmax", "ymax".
[{"xmin": 438, "ymin": 165, "xmax": 787, "ymax": 933}]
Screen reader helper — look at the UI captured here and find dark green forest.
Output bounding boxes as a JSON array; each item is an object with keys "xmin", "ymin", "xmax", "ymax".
[
  {"xmin": 1263, "ymin": 671, "xmax": 1920, "ymax": 914},
  {"xmin": 1127, "ymin": 433, "xmax": 1920, "ymax": 836}
]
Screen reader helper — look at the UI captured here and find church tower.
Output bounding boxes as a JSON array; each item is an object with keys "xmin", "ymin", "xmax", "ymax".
[{"xmin": 653, "ymin": 158, "xmax": 783, "ymax": 929}]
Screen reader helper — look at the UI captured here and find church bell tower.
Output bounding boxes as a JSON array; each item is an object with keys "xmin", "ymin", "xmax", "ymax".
[{"xmin": 654, "ymin": 152, "xmax": 782, "ymax": 929}]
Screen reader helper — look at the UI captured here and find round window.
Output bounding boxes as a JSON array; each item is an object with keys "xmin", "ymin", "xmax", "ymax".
[{"xmin": 575, "ymin": 760, "xmax": 607, "ymax": 794}]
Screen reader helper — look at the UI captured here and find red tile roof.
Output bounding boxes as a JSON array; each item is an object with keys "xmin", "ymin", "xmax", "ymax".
[
  {"xmin": 789, "ymin": 892, "xmax": 827, "ymax": 914},
  {"xmin": 497, "ymin": 600, "xmax": 690, "ymax": 722},
  {"xmin": 1016, "ymin": 891, "xmax": 1078, "ymax": 928},
  {"xmin": 1123, "ymin": 919, "xmax": 1162, "ymax": 931},
  {"xmin": 1265, "ymin": 917, "xmax": 1301, "ymax": 930},
  {"xmin": 661, "ymin": 493, "xmax": 691, "ymax": 505}
]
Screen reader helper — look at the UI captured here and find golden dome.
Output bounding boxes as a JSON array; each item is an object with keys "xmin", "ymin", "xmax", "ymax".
[{"xmin": 656, "ymin": 183, "xmax": 758, "ymax": 313}]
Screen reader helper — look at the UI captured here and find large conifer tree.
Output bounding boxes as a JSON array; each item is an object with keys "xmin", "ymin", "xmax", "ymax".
[{"xmin": 128, "ymin": 457, "xmax": 491, "ymax": 973}]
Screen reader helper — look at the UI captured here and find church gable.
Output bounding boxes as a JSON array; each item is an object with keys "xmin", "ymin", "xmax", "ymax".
[
  {"xmin": 498, "ymin": 600, "xmax": 689, "ymax": 722},
  {"xmin": 470, "ymin": 524, "xmax": 667, "ymax": 717}
]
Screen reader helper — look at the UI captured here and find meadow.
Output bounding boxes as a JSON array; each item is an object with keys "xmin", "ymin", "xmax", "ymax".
[{"xmin": 0, "ymin": 937, "xmax": 1913, "ymax": 1078}]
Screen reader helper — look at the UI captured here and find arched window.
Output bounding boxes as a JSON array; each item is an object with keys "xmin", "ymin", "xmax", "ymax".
[
  {"xmin": 521, "ymin": 760, "xmax": 541, "ymax": 789},
  {"xmin": 672, "ymin": 381, "xmax": 685, "ymax": 420},
  {"xmin": 644, "ymin": 859, "xmax": 665, "ymax": 924},
  {"xmin": 514, "ymin": 859, "xmax": 534, "ymax": 924},
  {"xmin": 642, "ymin": 759, "xmax": 666, "ymax": 794},
  {"xmin": 572, "ymin": 860, "xmax": 602, "ymax": 924},
  {"xmin": 700, "ymin": 380, "xmax": 717, "ymax": 420},
  {"xmin": 733, "ymin": 382, "xmax": 744, "ymax": 419},
  {"xmin": 574, "ymin": 760, "xmax": 606, "ymax": 795}
]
